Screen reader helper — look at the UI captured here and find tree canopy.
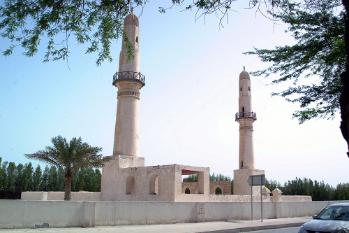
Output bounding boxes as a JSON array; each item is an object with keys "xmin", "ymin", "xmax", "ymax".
[
  {"xmin": 0, "ymin": 0, "xmax": 134, "ymax": 64},
  {"xmin": 0, "ymin": 157, "xmax": 101, "ymax": 199},
  {"xmin": 0, "ymin": 0, "xmax": 290, "ymax": 65},
  {"xmin": 1, "ymin": 0, "xmax": 348, "ymax": 154},
  {"xmin": 246, "ymin": 1, "xmax": 345, "ymax": 123},
  {"xmin": 25, "ymin": 136, "xmax": 106, "ymax": 200},
  {"xmin": 3, "ymin": 157, "xmax": 349, "ymax": 201}
]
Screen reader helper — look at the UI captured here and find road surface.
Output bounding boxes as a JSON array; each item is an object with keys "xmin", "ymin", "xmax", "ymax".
[{"xmin": 249, "ymin": 227, "xmax": 299, "ymax": 233}]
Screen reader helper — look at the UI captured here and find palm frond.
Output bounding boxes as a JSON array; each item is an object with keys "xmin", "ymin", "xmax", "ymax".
[
  {"xmin": 25, "ymin": 151, "xmax": 61, "ymax": 167},
  {"xmin": 26, "ymin": 135, "xmax": 105, "ymax": 175}
]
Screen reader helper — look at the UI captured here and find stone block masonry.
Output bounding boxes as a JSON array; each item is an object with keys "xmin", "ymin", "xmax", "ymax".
[{"xmin": 1, "ymin": 200, "xmax": 347, "ymax": 229}]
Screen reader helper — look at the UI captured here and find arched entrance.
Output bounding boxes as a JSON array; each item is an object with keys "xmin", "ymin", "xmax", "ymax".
[
  {"xmin": 185, "ymin": 187, "xmax": 191, "ymax": 194},
  {"xmin": 149, "ymin": 175, "xmax": 159, "ymax": 195},
  {"xmin": 215, "ymin": 187, "xmax": 223, "ymax": 195},
  {"xmin": 126, "ymin": 176, "xmax": 135, "ymax": 195}
]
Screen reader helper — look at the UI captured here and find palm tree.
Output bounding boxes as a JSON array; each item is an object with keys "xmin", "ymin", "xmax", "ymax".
[{"xmin": 26, "ymin": 136, "xmax": 106, "ymax": 200}]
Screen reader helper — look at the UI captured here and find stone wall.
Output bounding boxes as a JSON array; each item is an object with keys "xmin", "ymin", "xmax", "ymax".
[
  {"xmin": 272, "ymin": 195, "xmax": 312, "ymax": 202},
  {"xmin": 21, "ymin": 191, "xmax": 101, "ymax": 201},
  {"xmin": 101, "ymin": 162, "xmax": 210, "ymax": 201},
  {"xmin": 210, "ymin": 181, "xmax": 232, "ymax": 195},
  {"xmin": 175, "ymin": 194, "xmax": 271, "ymax": 202},
  {"xmin": 1, "ymin": 200, "xmax": 348, "ymax": 229},
  {"xmin": 21, "ymin": 191, "xmax": 310, "ymax": 203},
  {"xmin": 182, "ymin": 181, "xmax": 232, "ymax": 195},
  {"xmin": 182, "ymin": 182, "xmax": 199, "ymax": 194}
]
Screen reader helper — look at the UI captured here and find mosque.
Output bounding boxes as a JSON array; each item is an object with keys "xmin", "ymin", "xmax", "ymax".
[
  {"xmin": 21, "ymin": 12, "xmax": 310, "ymax": 203},
  {"xmin": 99, "ymin": 12, "xmax": 296, "ymax": 202}
]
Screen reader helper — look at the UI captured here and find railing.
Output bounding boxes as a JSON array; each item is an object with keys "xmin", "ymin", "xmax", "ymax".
[
  {"xmin": 113, "ymin": 71, "xmax": 145, "ymax": 86},
  {"xmin": 235, "ymin": 112, "xmax": 257, "ymax": 121}
]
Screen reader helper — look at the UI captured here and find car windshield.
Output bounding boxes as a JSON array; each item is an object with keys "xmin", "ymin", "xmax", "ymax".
[{"xmin": 316, "ymin": 206, "xmax": 349, "ymax": 221}]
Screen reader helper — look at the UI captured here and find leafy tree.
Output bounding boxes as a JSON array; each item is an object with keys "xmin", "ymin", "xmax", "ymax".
[
  {"xmin": 334, "ymin": 183, "xmax": 349, "ymax": 199},
  {"xmin": 48, "ymin": 166, "xmax": 58, "ymax": 191},
  {"xmin": 246, "ymin": 1, "xmax": 345, "ymax": 123},
  {"xmin": 281, "ymin": 177, "xmax": 335, "ymax": 201},
  {"xmin": 183, "ymin": 174, "xmax": 198, "ymax": 182},
  {"xmin": 40, "ymin": 166, "xmax": 50, "ymax": 191},
  {"xmin": 0, "ymin": 0, "xmax": 258, "ymax": 64},
  {"xmin": 57, "ymin": 166, "xmax": 65, "ymax": 191},
  {"xmin": 265, "ymin": 179, "xmax": 281, "ymax": 191},
  {"xmin": 209, "ymin": 173, "xmax": 231, "ymax": 182},
  {"xmin": 77, "ymin": 168, "xmax": 87, "ymax": 191},
  {"xmin": 174, "ymin": 0, "xmax": 349, "ymax": 156},
  {"xmin": 0, "ymin": 0, "xmax": 137, "ymax": 65},
  {"xmin": 0, "ymin": 160, "xmax": 8, "ymax": 193},
  {"xmin": 341, "ymin": 0, "xmax": 349, "ymax": 158},
  {"xmin": 14, "ymin": 163, "xmax": 23, "ymax": 193},
  {"xmin": 3, "ymin": 156, "xmax": 349, "ymax": 201},
  {"xmin": 93, "ymin": 169, "xmax": 102, "ymax": 191},
  {"xmin": 80, "ymin": 168, "xmax": 97, "ymax": 191},
  {"xmin": 0, "ymin": 159, "xmax": 103, "ymax": 197},
  {"xmin": 32, "ymin": 165, "xmax": 42, "ymax": 191},
  {"xmin": 170, "ymin": 0, "xmax": 349, "ymax": 159},
  {"xmin": 0, "ymin": 157, "xmax": 6, "ymax": 191},
  {"xmin": 25, "ymin": 135, "xmax": 106, "ymax": 200},
  {"xmin": 21, "ymin": 162, "xmax": 33, "ymax": 191},
  {"xmin": 6, "ymin": 162, "xmax": 16, "ymax": 193},
  {"xmin": 1, "ymin": 0, "xmax": 348, "ymax": 154}
]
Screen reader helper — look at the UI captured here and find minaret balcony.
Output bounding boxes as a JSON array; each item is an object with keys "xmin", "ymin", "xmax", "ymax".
[
  {"xmin": 113, "ymin": 71, "xmax": 145, "ymax": 87},
  {"xmin": 235, "ymin": 112, "xmax": 257, "ymax": 121}
]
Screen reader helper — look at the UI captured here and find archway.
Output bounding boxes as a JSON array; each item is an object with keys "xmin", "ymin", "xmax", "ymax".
[
  {"xmin": 215, "ymin": 187, "xmax": 223, "ymax": 195},
  {"xmin": 149, "ymin": 175, "xmax": 159, "ymax": 195},
  {"xmin": 185, "ymin": 187, "xmax": 191, "ymax": 194},
  {"xmin": 126, "ymin": 176, "xmax": 135, "ymax": 195}
]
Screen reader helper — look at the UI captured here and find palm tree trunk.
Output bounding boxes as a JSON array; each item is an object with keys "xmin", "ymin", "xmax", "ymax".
[
  {"xmin": 64, "ymin": 173, "xmax": 72, "ymax": 201},
  {"xmin": 340, "ymin": 0, "xmax": 349, "ymax": 157}
]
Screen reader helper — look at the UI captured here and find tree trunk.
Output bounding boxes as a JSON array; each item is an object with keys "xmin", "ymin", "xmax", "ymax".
[
  {"xmin": 340, "ymin": 0, "xmax": 349, "ymax": 157},
  {"xmin": 64, "ymin": 173, "xmax": 72, "ymax": 201}
]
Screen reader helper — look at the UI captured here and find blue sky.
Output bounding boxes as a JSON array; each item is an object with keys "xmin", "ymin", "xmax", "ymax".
[{"xmin": 0, "ymin": 1, "xmax": 347, "ymax": 185}]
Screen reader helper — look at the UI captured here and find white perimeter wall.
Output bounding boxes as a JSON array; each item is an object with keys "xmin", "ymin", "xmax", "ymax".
[{"xmin": 1, "ymin": 200, "xmax": 348, "ymax": 229}]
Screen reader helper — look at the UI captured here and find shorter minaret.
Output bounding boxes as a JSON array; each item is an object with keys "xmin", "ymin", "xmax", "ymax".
[
  {"xmin": 236, "ymin": 67, "xmax": 256, "ymax": 170},
  {"xmin": 233, "ymin": 68, "xmax": 265, "ymax": 195}
]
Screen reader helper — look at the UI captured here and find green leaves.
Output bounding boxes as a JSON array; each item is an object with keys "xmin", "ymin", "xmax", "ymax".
[
  {"xmin": 0, "ymin": 0, "xmax": 132, "ymax": 64},
  {"xmin": 247, "ymin": 0, "xmax": 345, "ymax": 122},
  {"xmin": 25, "ymin": 135, "xmax": 104, "ymax": 174},
  {"xmin": 25, "ymin": 135, "xmax": 105, "ymax": 200}
]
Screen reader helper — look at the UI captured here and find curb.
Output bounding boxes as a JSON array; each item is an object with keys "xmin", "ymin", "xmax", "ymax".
[{"xmin": 201, "ymin": 221, "xmax": 305, "ymax": 233}]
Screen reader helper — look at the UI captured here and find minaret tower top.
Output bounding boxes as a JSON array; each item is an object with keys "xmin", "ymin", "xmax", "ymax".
[
  {"xmin": 113, "ymin": 12, "xmax": 144, "ymax": 85},
  {"xmin": 236, "ymin": 68, "xmax": 256, "ymax": 120}
]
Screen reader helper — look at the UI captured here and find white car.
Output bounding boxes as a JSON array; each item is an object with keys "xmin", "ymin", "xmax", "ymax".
[{"xmin": 299, "ymin": 203, "xmax": 349, "ymax": 233}]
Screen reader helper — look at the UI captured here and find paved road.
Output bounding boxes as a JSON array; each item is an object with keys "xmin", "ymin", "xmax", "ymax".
[
  {"xmin": 0, "ymin": 218, "xmax": 307, "ymax": 233},
  {"xmin": 249, "ymin": 227, "xmax": 299, "ymax": 233},
  {"xmin": 0, "ymin": 226, "xmax": 301, "ymax": 233}
]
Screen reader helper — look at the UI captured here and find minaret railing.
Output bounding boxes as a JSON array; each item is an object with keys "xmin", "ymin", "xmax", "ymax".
[
  {"xmin": 235, "ymin": 112, "xmax": 257, "ymax": 121},
  {"xmin": 113, "ymin": 71, "xmax": 145, "ymax": 86}
]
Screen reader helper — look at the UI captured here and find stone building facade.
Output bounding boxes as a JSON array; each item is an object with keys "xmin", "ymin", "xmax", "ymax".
[
  {"xmin": 21, "ymin": 12, "xmax": 311, "ymax": 204},
  {"xmin": 182, "ymin": 181, "xmax": 232, "ymax": 195}
]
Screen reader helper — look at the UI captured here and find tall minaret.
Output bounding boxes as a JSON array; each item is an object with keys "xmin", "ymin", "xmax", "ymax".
[
  {"xmin": 101, "ymin": 12, "xmax": 145, "ymax": 200},
  {"xmin": 236, "ymin": 68, "xmax": 256, "ymax": 169},
  {"xmin": 112, "ymin": 12, "xmax": 145, "ymax": 159},
  {"xmin": 233, "ymin": 68, "xmax": 264, "ymax": 195}
]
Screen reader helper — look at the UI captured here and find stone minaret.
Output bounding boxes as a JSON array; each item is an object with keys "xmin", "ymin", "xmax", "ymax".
[
  {"xmin": 236, "ymin": 68, "xmax": 256, "ymax": 169},
  {"xmin": 101, "ymin": 12, "xmax": 145, "ymax": 199},
  {"xmin": 233, "ymin": 68, "xmax": 264, "ymax": 195},
  {"xmin": 112, "ymin": 12, "xmax": 145, "ymax": 160}
]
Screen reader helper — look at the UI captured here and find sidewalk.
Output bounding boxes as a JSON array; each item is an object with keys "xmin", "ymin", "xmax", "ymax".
[{"xmin": 0, "ymin": 217, "xmax": 310, "ymax": 233}]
